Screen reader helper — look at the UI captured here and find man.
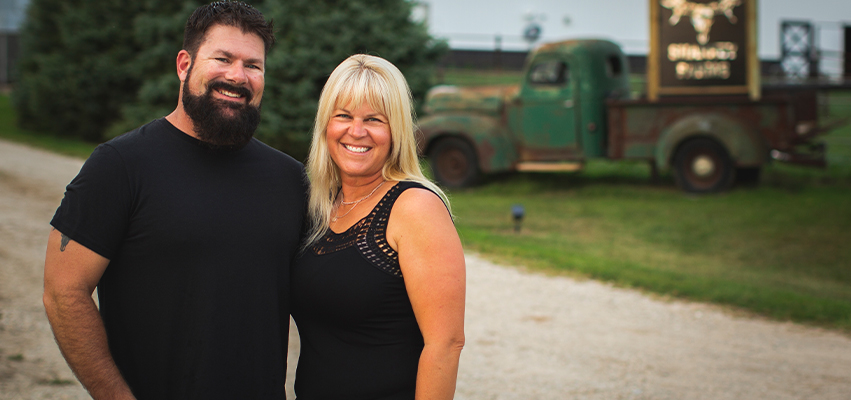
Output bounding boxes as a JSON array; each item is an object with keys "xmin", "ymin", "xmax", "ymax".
[{"xmin": 42, "ymin": 2, "xmax": 305, "ymax": 399}]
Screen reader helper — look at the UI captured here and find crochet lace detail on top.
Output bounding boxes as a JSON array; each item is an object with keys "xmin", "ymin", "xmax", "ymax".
[{"xmin": 311, "ymin": 182, "xmax": 419, "ymax": 277}]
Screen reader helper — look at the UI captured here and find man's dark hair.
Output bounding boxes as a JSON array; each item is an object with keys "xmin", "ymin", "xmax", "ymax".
[{"xmin": 183, "ymin": 1, "xmax": 275, "ymax": 58}]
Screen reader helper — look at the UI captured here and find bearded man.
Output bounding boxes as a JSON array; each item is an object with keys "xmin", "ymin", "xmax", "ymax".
[{"xmin": 42, "ymin": 2, "xmax": 306, "ymax": 399}]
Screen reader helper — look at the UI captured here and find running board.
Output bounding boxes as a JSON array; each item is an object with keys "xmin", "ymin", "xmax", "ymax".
[{"xmin": 515, "ymin": 162, "xmax": 585, "ymax": 172}]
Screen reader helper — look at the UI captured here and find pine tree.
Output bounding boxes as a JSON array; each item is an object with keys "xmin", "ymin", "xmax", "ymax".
[
  {"xmin": 257, "ymin": 0, "xmax": 447, "ymax": 159},
  {"xmin": 13, "ymin": 0, "xmax": 150, "ymax": 141},
  {"xmin": 14, "ymin": 0, "xmax": 446, "ymax": 160}
]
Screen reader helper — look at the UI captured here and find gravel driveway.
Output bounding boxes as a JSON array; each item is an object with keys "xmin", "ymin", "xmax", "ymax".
[{"xmin": 1, "ymin": 138, "xmax": 849, "ymax": 399}]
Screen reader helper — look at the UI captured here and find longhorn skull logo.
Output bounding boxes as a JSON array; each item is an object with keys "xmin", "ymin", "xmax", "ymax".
[{"xmin": 661, "ymin": 0, "xmax": 742, "ymax": 44}]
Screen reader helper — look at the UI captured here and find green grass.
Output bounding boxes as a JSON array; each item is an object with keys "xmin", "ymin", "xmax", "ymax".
[
  {"xmin": 435, "ymin": 68, "xmax": 524, "ymax": 86},
  {"xmin": 38, "ymin": 378, "xmax": 75, "ymax": 386},
  {"xmin": 451, "ymin": 179, "xmax": 851, "ymax": 328},
  {"xmin": 432, "ymin": 73, "xmax": 851, "ymax": 330},
  {"xmin": 436, "ymin": 70, "xmax": 643, "ymax": 96},
  {"xmin": 447, "ymin": 90, "xmax": 851, "ymax": 331},
  {"xmin": 0, "ymin": 94, "xmax": 98, "ymax": 158}
]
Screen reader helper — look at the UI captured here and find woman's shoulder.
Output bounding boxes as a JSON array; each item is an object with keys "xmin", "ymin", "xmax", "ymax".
[
  {"xmin": 394, "ymin": 180, "xmax": 430, "ymax": 192},
  {"xmin": 384, "ymin": 180, "xmax": 458, "ymax": 256},
  {"xmin": 391, "ymin": 181, "xmax": 450, "ymax": 223}
]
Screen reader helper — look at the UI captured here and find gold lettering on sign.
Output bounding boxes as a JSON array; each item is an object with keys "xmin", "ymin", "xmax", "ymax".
[
  {"xmin": 676, "ymin": 61, "xmax": 731, "ymax": 79},
  {"xmin": 667, "ymin": 42, "xmax": 738, "ymax": 61},
  {"xmin": 668, "ymin": 42, "xmax": 737, "ymax": 80}
]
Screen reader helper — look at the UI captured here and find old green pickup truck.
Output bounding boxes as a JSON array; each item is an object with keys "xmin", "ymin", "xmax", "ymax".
[{"xmin": 418, "ymin": 39, "xmax": 826, "ymax": 193}]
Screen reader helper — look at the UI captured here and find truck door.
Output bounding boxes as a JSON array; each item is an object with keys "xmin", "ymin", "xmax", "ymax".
[{"xmin": 516, "ymin": 57, "xmax": 580, "ymax": 161}]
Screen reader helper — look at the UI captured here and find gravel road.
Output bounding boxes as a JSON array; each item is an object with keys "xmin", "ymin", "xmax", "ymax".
[{"xmin": 1, "ymin": 138, "xmax": 850, "ymax": 399}]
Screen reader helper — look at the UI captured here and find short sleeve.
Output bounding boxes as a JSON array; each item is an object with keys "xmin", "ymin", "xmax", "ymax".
[{"xmin": 50, "ymin": 144, "xmax": 132, "ymax": 260}]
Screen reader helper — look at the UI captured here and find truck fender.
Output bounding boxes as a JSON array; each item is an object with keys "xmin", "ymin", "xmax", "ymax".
[
  {"xmin": 418, "ymin": 114, "xmax": 517, "ymax": 173},
  {"xmin": 655, "ymin": 113, "xmax": 769, "ymax": 171}
]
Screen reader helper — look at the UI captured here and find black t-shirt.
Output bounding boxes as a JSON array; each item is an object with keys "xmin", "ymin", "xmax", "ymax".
[
  {"xmin": 51, "ymin": 118, "xmax": 306, "ymax": 400},
  {"xmin": 291, "ymin": 182, "xmax": 429, "ymax": 400}
]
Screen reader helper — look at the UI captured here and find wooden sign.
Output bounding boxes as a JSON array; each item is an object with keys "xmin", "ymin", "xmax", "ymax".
[{"xmin": 648, "ymin": 0, "xmax": 760, "ymax": 100}]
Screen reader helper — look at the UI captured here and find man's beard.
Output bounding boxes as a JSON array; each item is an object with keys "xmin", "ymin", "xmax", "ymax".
[{"xmin": 182, "ymin": 66, "xmax": 261, "ymax": 150}]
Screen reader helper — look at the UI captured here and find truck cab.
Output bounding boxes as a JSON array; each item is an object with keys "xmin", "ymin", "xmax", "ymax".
[
  {"xmin": 506, "ymin": 40, "xmax": 630, "ymax": 162},
  {"xmin": 419, "ymin": 39, "xmax": 631, "ymax": 187}
]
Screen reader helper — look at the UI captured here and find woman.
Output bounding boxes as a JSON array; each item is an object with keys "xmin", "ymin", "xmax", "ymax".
[{"xmin": 290, "ymin": 54, "xmax": 466, "ymax": 400}]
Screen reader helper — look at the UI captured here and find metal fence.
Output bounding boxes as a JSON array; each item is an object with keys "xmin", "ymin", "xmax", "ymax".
[{"xmin": 779, "ymin": 20, "xmax": 850, "ymax": 79}]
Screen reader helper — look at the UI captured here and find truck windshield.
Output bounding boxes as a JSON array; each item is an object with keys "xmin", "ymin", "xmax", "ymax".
[{"xmin": 529, "ymin": 60, "xmax": 569, "ymax": 85}]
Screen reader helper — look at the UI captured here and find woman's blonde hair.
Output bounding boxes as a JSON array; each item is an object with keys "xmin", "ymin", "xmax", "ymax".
[{"xmin": 303, "ymin": 54, "xmax": 449, "ymax": 248}]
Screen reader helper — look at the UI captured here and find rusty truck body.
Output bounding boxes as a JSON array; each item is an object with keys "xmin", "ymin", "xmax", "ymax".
[{"xmin": 418, "ymin": 39, "xmax": 826, "ymax": 193}]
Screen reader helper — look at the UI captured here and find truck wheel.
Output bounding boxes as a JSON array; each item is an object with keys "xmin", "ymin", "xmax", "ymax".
[
  {"xmin": 428, "ymin": 137, "xmax": 479, "ymax": 188},
  {"xmin": 673, "ymin": 138, "xmax": 735, "ymax": 193}
]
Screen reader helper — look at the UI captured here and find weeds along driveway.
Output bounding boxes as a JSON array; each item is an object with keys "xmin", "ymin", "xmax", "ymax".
[{"xmin": 1, "ymin": 138, "xmax": 850, "ymax": 400}]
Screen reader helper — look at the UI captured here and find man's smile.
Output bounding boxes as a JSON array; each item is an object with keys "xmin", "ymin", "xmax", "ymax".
[
  {"xmin": 216, "ymin": 88, "xmax": 244, "ymax": 99},
  {"xmin": 206, "ymin": 81, "xmax": 252, "ymax": 104}
]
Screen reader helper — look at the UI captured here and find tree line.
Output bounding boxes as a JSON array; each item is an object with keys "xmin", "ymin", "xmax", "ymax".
[{"xmin": 13, "ymin": 0, "xmax": 446, "ymax": 160}]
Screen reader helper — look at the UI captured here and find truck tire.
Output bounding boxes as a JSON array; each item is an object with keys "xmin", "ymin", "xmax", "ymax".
[
  {"xmin": 428, "ymin": 137, "xmax": 479, "ymax": 188},
  {"xmin": 673, "ymin": 138, "xmax": 735, "ymax": 193}
]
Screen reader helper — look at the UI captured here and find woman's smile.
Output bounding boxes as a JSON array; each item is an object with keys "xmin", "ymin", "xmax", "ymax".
[{"xmin": 342, "ymin": 143, "xmax": 371, "ymax": 153}]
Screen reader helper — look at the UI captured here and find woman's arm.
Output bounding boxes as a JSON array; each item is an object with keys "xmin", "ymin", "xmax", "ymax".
[{"xmin": 388, "ymin": 188, "xmax": 466, "ymax": 400}]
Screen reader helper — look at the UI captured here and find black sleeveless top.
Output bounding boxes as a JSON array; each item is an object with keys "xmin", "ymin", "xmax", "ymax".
[{"xmin": 291, "ymin": 181, "xmax": 429, "ymax": 400}]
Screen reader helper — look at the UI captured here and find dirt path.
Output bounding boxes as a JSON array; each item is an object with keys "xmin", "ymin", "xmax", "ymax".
[
  {"xmin": 0, "ymin": 140, "xmax": 89, "ymax": 399},
  {"xmin": 1, "ymin": 138, "xmax": 849, "ymax": 399}
]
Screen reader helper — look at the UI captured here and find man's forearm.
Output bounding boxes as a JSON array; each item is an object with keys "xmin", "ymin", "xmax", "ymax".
[{"xmin": 44, "ymin": 289, "xmax": 136, "ymax": 400}]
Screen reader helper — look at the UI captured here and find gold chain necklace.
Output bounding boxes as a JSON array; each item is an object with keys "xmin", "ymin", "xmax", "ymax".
[{"xmin": 332, "ymin": 180, "xmax": 387, "ymax": 222}]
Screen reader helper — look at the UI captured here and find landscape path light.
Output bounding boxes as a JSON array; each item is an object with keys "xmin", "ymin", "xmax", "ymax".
[{"xmin": 512, "ymin": 204, "xmax": 525, "ymax": 233}]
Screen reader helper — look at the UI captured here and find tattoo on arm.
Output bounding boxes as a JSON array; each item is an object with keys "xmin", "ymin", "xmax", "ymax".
[{"xmin": 60, "ymin": 234, "xmax": 70, "ymax": 252}]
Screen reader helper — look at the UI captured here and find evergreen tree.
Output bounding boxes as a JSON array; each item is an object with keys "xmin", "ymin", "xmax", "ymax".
[
  {"xmin": 15, "ymin": 0, "xmax": 446, "ymax": 160},
  {"xmin": 106, "ymin": 1, "xmax": 202, "ymax": 138},
  {"xmin": 14, "ymin": 0, "xmax": 149, "ymax": 141},
  {"xmin": 257, "ymin": 0, "xmax": 447, "ymax": 159}
]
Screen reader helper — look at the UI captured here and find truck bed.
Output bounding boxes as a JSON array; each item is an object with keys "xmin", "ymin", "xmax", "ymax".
[{"xmin": 605, "ymin": 91, "xmax": 818, "ymax": 163}]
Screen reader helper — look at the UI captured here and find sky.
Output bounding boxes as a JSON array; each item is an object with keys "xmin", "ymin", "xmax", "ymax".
[{"xmin": 0, "ymin": 0, "xmax": 28, "ymax": 32}]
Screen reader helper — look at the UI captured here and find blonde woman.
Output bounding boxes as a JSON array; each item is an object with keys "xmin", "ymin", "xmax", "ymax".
[{"xmin": 290, "ymin": 54, "xmax": 466, "ymax": 400}]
